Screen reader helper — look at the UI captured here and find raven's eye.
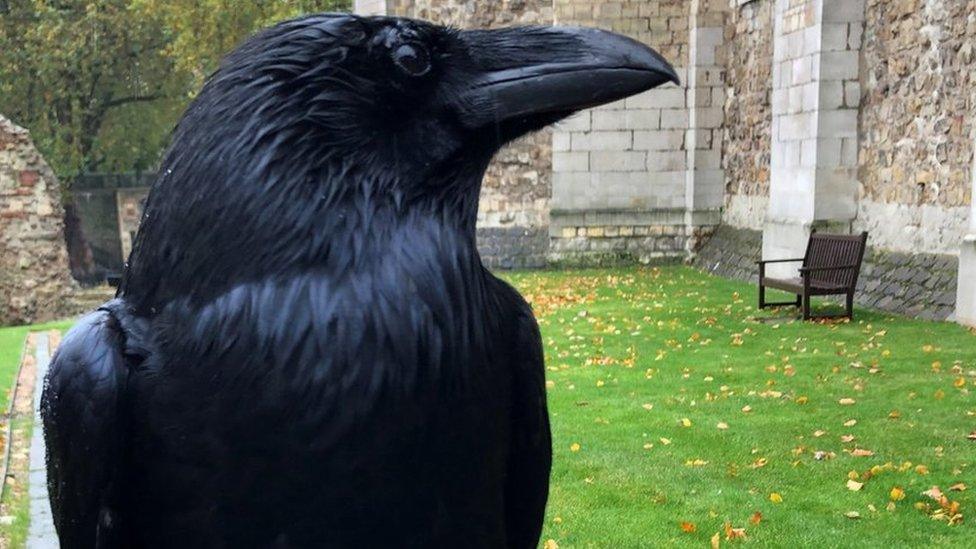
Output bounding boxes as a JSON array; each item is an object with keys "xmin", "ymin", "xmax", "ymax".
[{"xmin": 393, "ymin": 43, "xmax": 430, "ymax": 77}]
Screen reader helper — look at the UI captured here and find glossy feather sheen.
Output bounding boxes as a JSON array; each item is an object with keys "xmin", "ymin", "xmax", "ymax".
[{"xmin": 43, "ymin": 14, "xmax": 552, "ymax": 549}]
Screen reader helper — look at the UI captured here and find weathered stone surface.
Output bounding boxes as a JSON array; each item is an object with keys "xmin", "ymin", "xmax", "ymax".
[
  {"xmin": 0, "ymin": 115, "xmax": 77, "ymax": 325},
  {"xmin": 859, "ymin": 0, "xmax": 976, "ymax": 210},
  {"xmin": 722, "ymin": 0, "xmax": 773, "ymax": 213}
]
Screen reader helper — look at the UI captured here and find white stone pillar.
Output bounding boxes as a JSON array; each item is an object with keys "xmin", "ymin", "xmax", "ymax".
[
  {"xmin": 353, "ymin": 0, "xmax": 387, "ymax": 16},
  {"xmin": 956, "ymin": 136, "xmax": 976, "ymax": 326},
  {"xmin": 684, "ymin": 0, "xmax": 727, "ymax": 242},
  {"xmin": 763, "ymin": 0, "xmax": 864, "ymax": 276}
]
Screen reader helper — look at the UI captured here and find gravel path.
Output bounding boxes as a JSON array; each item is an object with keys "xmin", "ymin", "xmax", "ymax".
[{"xmin": 27, "ymin": 332, "xmax": 57, "ymax": 548}]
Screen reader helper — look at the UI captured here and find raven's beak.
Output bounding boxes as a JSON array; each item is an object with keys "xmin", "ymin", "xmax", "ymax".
[{"xmin": 458, "ymin": 26, "xmax": 679, "ymax": 129}]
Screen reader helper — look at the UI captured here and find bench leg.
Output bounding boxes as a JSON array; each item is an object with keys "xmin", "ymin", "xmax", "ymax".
[
  {"xmin": 802, "ymin": 293, "xmax": 811, "ymax": 320},
  {"xmin": 846, "ymin": 292, "xmax": 854, "ymax": 319},
  {"xmin": 795, "ymin": 293, "xmax": 801, "ymax": 308},
  {"xmin": 759, "ymin": 284, "xmax": 766, "ymax": 309}
]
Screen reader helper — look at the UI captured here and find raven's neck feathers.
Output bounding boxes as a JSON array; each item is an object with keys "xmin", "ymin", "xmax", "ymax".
[{"xmin": 121, "ymin": 140, "xmax": 489, "ymax": 315}]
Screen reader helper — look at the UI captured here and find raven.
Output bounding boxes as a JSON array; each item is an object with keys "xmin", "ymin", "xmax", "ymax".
[{"xmin": 42, "ymin": 14, "xmax": 677, "ymax": 548}]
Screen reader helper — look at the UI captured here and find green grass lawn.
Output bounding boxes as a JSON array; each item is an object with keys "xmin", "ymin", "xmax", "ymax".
[
  {"xmin": 2, "ymin": 267, "xmax": 975, "ymax": 547},
  {"xmin": 503, "ymin": 266, "xmax": 976, "ymax": 548}
]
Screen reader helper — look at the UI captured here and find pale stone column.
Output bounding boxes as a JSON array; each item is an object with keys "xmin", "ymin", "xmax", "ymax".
[
  {"xmin": 763, "ymin": 0, "xmax": 864, "ymax": 276},
  {"xmin": 684, "ymin": 0, "xmax": 728, "ymax": 244},
  {"xmin": 353, "ymin": 0, "xmax": 388, "ymax": 16},
  {"xmin": 956, "ymin": 137, "xmax": 976, "ymax": 326}
]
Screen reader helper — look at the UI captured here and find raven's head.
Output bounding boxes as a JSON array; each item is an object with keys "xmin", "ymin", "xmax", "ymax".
[
  {"xmin": 168, "ymin": 14, "xmax": 677, "ymax": 201},
  {"xmin": 129, "ymin": 14, "xmax": 676, "ymax": 307}
]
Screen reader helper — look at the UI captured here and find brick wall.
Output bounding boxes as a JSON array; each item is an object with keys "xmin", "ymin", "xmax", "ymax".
[{"xmin": 0, "ymin": 116, "xmax": 77, "ymax": 325}]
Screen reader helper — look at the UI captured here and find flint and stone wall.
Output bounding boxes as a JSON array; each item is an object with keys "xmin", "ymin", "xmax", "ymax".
[
  {"xmin": 0, "ymin": 116, "xmax": 76, "ymax": 325},
  {"xmin": 369, "ymin": 1, "xmax": 976, "ymax": 322}
]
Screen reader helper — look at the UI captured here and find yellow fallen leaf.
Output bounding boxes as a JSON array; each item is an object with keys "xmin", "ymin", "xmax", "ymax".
[
  {"xmin": 552, "ymin": 516, "xmax": 563, "ymax": 524},
  {"xmin": 841, "ymin": 434, "xmax": 855, "ymax": 443},
  {"xmin": 888, "ymin": 410, "xmax": 901, "ymax": 419},
  {"xmin": 544, "ymin": 540, "xmax": 559, "ymax": 549},
  {"xmin": 845, "ymin": 511, "xmax": 861, "ymax": 519},
  {"xmin": 742, "ymin": 405, "xmax": 753, "ymax": 413},
  {"xmin": 847, "ymin": 479, "xmax": 864, "ymax": 491},
  {"xmin": 851, "ymin": 448, "xmax": 874, "ymax": 457},
  {"xmin": 886, "ymin": 501, "xmax": 896, "ymax": 512},
  {"xmin": 680, "ymin": 418, "xmax": 692, "ymax": 427},
  {"xmin": 596, "ymin": 380, "xmax": 605, "ymax": 387},
  {"xmin": 642, "ymin": 403, "xmax": 654, "ymax": 410},
  {"xmin": 796, "ymin": 395, "xmax": 809, "ymax": 404},
  {"xmin": 717, "ymin": 422, "xmax": 729, "ymax": 430},
  {"xmin": 685, "ymin": 459, "xmax": 709, "ymax": 467},
  {"xmin": 915, "ymin": 464, "xmax": 929, "ymax": 475},
  {"xmin": 660, "ymin": 437, "xmax": 671, "ymax": 445},
  {"xmin": 680, "ymin": 521, "xmax": 696, "ymax": 533},
  {"xmin": 890, "ymin": 487, "xmax": 906, "ymax": 501},
  {"xmin": 949, "ymin": 483, "xmax": 967, "ymax": 492},
  {"xmin": 545, "ymin": 380, "xmax": 555, "ymax": 389},
  {"xmin": 570, "ymin": 443, "xmax": 581, "ymax": 452},
  {"xmin": 954, "ymin": 377, "xmax": 966, "ymax": 388},
  {"xmin": 813, "ymin": 430, "xmax": 826, "ymax": 437},
  {"xmin": 843, "ymin": 419, "xmax": 858, "ymax": 427},
  {"xmin": 839, "ymin": 398, "xmax": 856, "ymax": 405},
  {"xmin": 710, "ymin": 532, "xmax": 721, "ymax": 549},
  {"xmin": 769, "ymin": 492, "xmax": 783, "ymax": 503}
]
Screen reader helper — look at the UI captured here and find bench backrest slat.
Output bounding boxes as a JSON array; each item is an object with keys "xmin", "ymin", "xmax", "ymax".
[{"xmin": 802, "ymin": 231, "xmax": 868, "ymax": 289}]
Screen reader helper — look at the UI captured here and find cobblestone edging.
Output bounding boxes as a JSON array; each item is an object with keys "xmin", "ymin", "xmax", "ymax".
[
  {"xmin": 28, "ymin": 332, "xmax": 57, "ymax": 548},
  {"xmin": 694, "ymin": 225, "xmax": 958, "ymax": 320}
]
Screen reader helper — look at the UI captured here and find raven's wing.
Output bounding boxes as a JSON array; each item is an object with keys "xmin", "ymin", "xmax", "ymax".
[
  {"xmin": 502, "ymin": 290, "xmax": 552, "ymax": 549},
  {"xmin": 42, "ymin": 303, "xmax": 136, "ymax": 548}
]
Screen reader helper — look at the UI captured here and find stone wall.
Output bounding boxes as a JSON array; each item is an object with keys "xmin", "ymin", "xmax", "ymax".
[
  {"xmin": 0, "ymin": 116, "xmax": 76, "ymax": 325},
  {"xmin": 549, "ymin": 0, "xmax": 697, "ymax": 264},
  {"xmin": 388, "ymin": 0, "xmax": 554, "ymax": 268},
  {"xmin": 855, "ymin": 0, "xmax": 976, "ymax": 253},
  {"xmin": 722, "ymin": 0, "xmax": 773, "ymax": 230}
]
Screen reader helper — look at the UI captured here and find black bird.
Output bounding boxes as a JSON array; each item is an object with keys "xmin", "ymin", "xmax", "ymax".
[{"xmin": 42, "ymin": 14, "xmax": 677, "ymax": 548}]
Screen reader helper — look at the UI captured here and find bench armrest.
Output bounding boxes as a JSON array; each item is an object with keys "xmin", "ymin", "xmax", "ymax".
[
  {"xmin": 798, "ymin": 264, "xmax": 859, "ymax": 273},
  {"xmin": 756, "ymin": 258, "xmax": 804, "ymax": 265}
]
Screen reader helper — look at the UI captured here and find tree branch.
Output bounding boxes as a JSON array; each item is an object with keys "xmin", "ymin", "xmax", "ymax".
[{"xmin": 101, "ymin": 94, "xmax": 163, "ymax": 109}]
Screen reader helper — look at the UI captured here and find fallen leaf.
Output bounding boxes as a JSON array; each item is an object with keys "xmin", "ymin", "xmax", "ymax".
[
  {"xmin": 717, "ymin": 422, "xmax": 729, "ymax": 430},
  {"xmin": 660, "ymin": 437, "xmax": 671, "ymax": 445},
  {"xmin": 949, "ymin": 483, "xmax": 967, "ymax": 492},
  {"xmin": 813, "ymin": 430, "xmax": 826, "ymax": 438},
  {"xmin": 710, "ymin": 532, "xmax": 721, "ymax": 549},
  {"xmin": 642, "ymin": 403, "xmax": 654, "ymax": 410},
  {"xmin": 680, "ymin": 418, "xmax": 692, "ymax": 427},
  {"xmin": 847, "ymin": 479, "xmax": 864, "ymax": 491},
  {"xmin": 769, "ymin": 492, "xmax": 783, "ymax": 504},
  {"xmin": 888, "ymin": 410, "xmax": 901, "ymax": 419},
  {"xmin": 923, "ymin": 486, "xmax": 944, "ymax": 501},
  {"xmin": 749, "ymin": 511, "xmax": 762, "ymax": 525},
  {"xmin": 839, "ymin": 398, "xmax": 856, "ymax": 405},
  {"xmin": 570, "ymin": 443, "xmax": 581, "ymax": 452},
  {"xmin": 680, "ymin": 521, "xmax": 696, "ymax": 533},
  {"xmin": 724, "ymin": 522, "xmax": 746, "ymax": 540},
  {"xmin": 915, "ymin": 464, "xmax": 929, "ymax": 475},
  {"xmin": 851, "ymin": 448, "xmax": 875, "ymax": 457},
  {"xmin": 890, "ymin": 487, "xmax": 906, "ymax": 501},
  {"xmin": 954, "ymin": 377, "xmax": 966, "ymax": 388},
  {"xmin": 543, "ymin": 540, "xmax": 559, "ymax": 549},
  {"xmin": 844, "ymin": 419, "xmax": 858, "ymax": 427},
  {"xmin": 845, "ymin": 511, "xmax": 861, "ymax": 519},
  {"xmin": 968, "ymin": 431, "xmax": 976, "ymax": 441},
  {"xmin": 841, "ymin": 434, "xmax": 855, "ymax": 443},
  {"xmin": 742, "ymin": 405, "xmax": 753, "ymax": 413}
]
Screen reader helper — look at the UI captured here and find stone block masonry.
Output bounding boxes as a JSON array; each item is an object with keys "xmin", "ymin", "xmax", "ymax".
[{"xmin": 0, "ymin": 116, "xmax": 77, "ymax": 325}]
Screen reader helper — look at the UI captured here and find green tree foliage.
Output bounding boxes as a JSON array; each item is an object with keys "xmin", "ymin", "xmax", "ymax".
[{"xmin": 0, "ymin": 0, "xmax": 351, "ymax": 181}]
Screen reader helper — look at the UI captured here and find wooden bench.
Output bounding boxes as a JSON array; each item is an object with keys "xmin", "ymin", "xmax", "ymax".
[{"xmin": 757, "ymin": 231, "xmax": 868, "ymax": 320}]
